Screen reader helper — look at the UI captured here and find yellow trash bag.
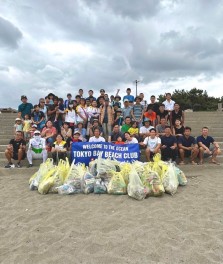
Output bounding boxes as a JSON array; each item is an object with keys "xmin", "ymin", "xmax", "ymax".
[
  {"xmin": 119, "ymin": 162, "xmax": 132, "ymax": 185},
  {"xmin": 29, "ymin": 158, "xmax": 54, "ymax": 190},
  {"xmin": 107, "ymin": 171, "xmax": 127, "ymax": 195},
  {"xmin": 49, "ymin": 159, "xmax": 71, "ymax": 193},
  {"xmin": 38, "ymin": 167, "xmax": 57, "ymax": 195}
]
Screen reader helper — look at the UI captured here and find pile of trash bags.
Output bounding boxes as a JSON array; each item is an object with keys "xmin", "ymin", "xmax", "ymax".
[{"xmin": 29, "ymin": 154, "xmax": 187, "ymax": 200}]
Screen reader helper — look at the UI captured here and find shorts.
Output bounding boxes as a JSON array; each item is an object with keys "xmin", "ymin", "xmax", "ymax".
[
  {"xmin": 184, "ymin": 150, "xmax": 192, "ymax": 157},
  {"xmin": 203, "ymin": 146, "xmax": 214, "ymax": 158},
  {"xmin": 12, "ymin": 152, "xmax": 26, "ymax": 160}
]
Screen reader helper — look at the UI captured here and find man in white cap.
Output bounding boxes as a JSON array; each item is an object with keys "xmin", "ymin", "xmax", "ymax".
[{"xmin": 27, "ymin": 130, "xmax": 48, "ymax": 167}]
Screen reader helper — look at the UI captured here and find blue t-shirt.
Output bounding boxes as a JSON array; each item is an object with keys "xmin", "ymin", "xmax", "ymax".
[
  {"xmin": 123, "ymin": 95, "xmax": 134, "ymax": 102},
  {"xmin": 161, "ymin": 135, "xmax": 177, "ymax": 148},
  {"xmin": 196, "ymin": 135, "xmax": 214, "ymax": 148},
  {"xmin": 178, "ymin": 136, "xmax": 196, "ymax": 147},
  {"xmin": 18, "ymin": 103, "xmax": 33, "ymax": 118}
]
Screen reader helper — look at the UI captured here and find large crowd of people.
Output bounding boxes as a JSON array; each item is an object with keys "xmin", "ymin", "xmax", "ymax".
[{"xmin": 4, "ymin": 88, "xmax": 221, "ymax": 168}]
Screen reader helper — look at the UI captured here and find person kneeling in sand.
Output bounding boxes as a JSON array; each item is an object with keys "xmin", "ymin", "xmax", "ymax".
[
  {"xmin": 27, "ymin": 130, "xmax": 48, "ymax": 167},
  {"xmin": 178, "ymin": 126, "xmax": 199, "ymax": 165},
  {"xmin": 196, "ymin": 127, "xmax": 221, "ymax": 165},
  {"xmin": 140, "ymin": 128, "xmax": 161, "ymax": 161}
]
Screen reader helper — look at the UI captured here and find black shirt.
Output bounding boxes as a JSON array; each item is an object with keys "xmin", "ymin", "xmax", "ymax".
[
  {"xmin": 161, "ymin": 135, "xmax": 177, "ymax": 148},
  {"xmin": 157, "ymin": 110, "xmax": 168, "ymax": 119},
  {"xmin": 147, "ymin": 103, "xmax": 160, "ymax": 114},
  {"xmin": 9, "ymin": 139, "xmax": 26, "ymax": 154}
]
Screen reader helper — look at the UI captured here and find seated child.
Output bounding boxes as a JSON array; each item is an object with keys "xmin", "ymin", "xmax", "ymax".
[{"xmin": 128, "ymin": 121, "xmax": 139, "ymax": 139}]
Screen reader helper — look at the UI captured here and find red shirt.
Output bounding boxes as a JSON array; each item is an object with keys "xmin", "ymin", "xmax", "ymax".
[{"xmin": 144, "ymin": 111, "xmax": 156, "ymax": 121}]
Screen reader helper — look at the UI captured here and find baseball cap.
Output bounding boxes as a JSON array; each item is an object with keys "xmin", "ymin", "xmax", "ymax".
[
  {"xmin": 73, "ymin": 130, "xmax": 81, "ymax": 135},
  {"xmin": 34, "ymin": 130, "xmax": 41, "ymax": 134},
  {"xmin": 32, "ymin": 124, "xmax": 37, "ymax": 128},
  {"xmin": 124, "ymin": 99, "xmax": 129, "ymax": 102},
  {"xmin": 93, "ymin": 119, "xmax": 99, "ymax": 123},
  {"xmin": 15, "ymin": 118, "xmax": 22, "ymax": 121},
  {"xmin": 21, "ymin": 95, "xmax": 27, "ymax": 100},
  {"xmin": 116, "ymin": 108, "xmax": 122, "ymax": 112}
]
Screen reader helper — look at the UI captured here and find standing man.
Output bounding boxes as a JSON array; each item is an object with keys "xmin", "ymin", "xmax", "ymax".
[
  {"xmin": 18, "ymin": 95, "xmax": 33, "ymax": 119},
  {"xmin": 100, "ymin": 98, "xmax": 114, "ymax": 141},
  {"xmin": 197, "ymin": 127, "xmax": 221, "ymax": 165},
  {"xmin": 162, "ymin": 93, "xmax": 175, "ymax": 124},
  {"xmin": 123, "ymin": 88, "xmax": 134, "ymax": 102},
  {"xmin": 131, "ymin": 96, "xmax": 144, "ymax": 127},
  {"xmin": 178, "ymin": 127, "xmax": 199, "ymax": 165},
  {"xmin": 161, "ymin": 126, "xmax": 177, "ymax": 161},
  {"xmin": 4, "ymin": 131, "xmax": 26, "ymax": 168},
  {"xmin": 147, "ymin": 95, "xmax": 160, "ymax": 114}
]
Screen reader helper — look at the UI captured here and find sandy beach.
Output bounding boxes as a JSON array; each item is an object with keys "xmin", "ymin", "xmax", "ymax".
[{"xmin": 0, "ymin": 164, "xmax": 223, "ymax": 264}]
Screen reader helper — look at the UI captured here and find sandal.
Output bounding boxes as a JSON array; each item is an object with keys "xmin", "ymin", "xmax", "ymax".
[
  {"xmin": 191, "ymin": 161, "xmax": 197, "ymax": 165},
  {"xmin": 198, "ymin": 161, "xmax": 203, "ymax": 165},
  {"xmin": 179, "ymin": 161, "xmax": 185, "ymax": 165}
]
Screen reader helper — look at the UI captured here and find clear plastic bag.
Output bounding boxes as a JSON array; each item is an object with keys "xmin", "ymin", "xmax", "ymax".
[
  {"xmin": 127, "ymin": 168, "xmax": 146, "ymax": 200},
  {"xmin": 175, "ymin": 167, "xmax": 187, "ymax": 186},
  {"xmin": 82, "ymin": 169, "xmax": 95, "ymax": 194},
  {"xmin": 107, "ymin": 172, "xmax": 127, "ymax": 195},
  {"xmin": 163, "ymin": 163, "xmax": 179, "ymax": 195},
  {"xmin": 94, "ymin": 178, "xmax": 108, "ymax": 194},
  {"xmin": 57, "ymin": 184, "xmax": 76, "ymax": 195},
  {"xmin": 141, "ymin": 170, "xmax": 165, "ymax": 197}
]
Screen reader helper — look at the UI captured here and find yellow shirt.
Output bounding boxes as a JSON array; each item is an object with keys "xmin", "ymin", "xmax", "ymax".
[{"xmin": 23, "ymin": 120, "xmax": 32, "ymax": 132}]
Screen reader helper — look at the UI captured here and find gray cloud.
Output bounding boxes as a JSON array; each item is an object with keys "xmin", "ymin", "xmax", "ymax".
[
  {"xmin": 0, "ymin": 16, "xmax": 23, "ymax": 49},
  {"xmin": 0, "ymin": 0, "xmax": 223, "ymax": 109}
]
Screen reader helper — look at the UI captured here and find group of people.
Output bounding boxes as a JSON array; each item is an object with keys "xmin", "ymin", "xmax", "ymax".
[{"xmin": 4, "ymin": 88, "xmax": 221, "ymax": 168}]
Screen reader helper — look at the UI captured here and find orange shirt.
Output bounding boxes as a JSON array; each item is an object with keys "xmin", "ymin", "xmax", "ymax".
[{"xmin": 144, "ymin": 111, "xmax": 156, "ymax": 121}]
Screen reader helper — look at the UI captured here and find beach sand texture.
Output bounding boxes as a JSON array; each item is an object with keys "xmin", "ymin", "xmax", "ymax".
[{"xmin": 0, "ymin": 165, "xmax": 223, "ymax": 264}]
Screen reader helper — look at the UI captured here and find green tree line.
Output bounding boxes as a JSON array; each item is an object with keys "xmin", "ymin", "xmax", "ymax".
[{"xmin": 157, "ymin": 88, "xmax": 223, "ymax": 111}]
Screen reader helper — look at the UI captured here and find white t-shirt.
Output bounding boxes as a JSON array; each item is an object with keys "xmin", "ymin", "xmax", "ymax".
[
  {"xmin": 89, "ymin": 136, "xmax": 105, "ymax": 142},
  {"xmin": 140, "ymin": 126, "xmax": 154, "ymax": 134},
  {"xmin": 163, "ymin": 99, "xmax": 175, "ymax": 111},
  {"xmin": 125, "ymin": 137, "xmax": 138, "ymax": 144},
  {"xmin": 65, "ymin": 110, "xmax": 77, "ymax": 123},
  {"xmin": 143, "ymin": 136, "xmax": 161, "ymax": 152}
]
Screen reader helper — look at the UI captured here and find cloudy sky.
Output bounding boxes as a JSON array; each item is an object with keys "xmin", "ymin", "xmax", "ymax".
[{"xmin": 0, "ymin": 0, "xmax": 223, "ymax": 108}]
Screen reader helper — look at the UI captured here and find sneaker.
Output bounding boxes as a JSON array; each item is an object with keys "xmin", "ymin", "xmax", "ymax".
[
  {"xmin": 16, "ymin": 162, "xmax": 22, "ymax": 168},
  {"xmin": 27, "ymin": 164, "xmax": 33, "ymax": 168},
  {"xmin": 4, "ymin": 163, "xmax": 13, "ymax": 168}
]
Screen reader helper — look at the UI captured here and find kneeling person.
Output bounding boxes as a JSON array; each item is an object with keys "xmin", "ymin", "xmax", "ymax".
[
  {"xmin": 27, "ymin": 130, "xmax": 48, "ymax": 167},
  {"xmin": 178, "ymin": 127, "xmax": 198, "ymax": 165},
  {"xmin": 140, "ymin": 128, "xmax": 161, "ymax": 161}
]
